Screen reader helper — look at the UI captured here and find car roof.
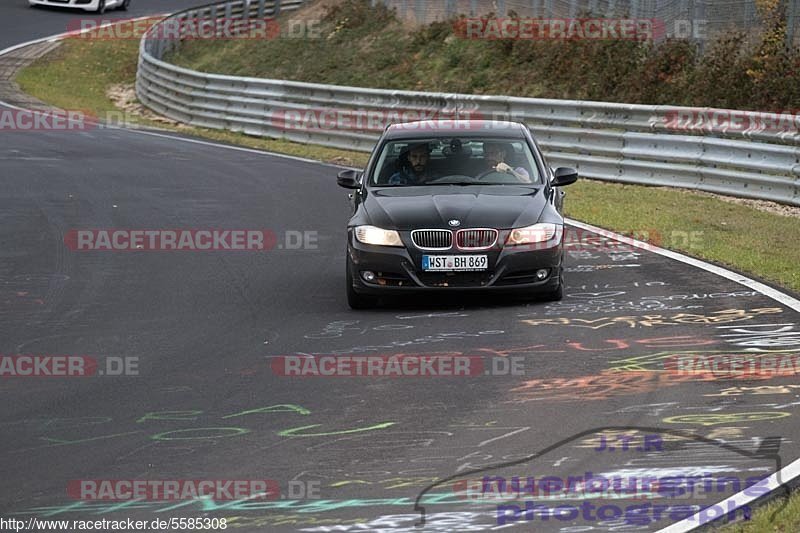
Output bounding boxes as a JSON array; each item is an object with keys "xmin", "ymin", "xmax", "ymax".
[{"xmin": 383, "ymin": 120, "xmax": 528, "ymax": 140}]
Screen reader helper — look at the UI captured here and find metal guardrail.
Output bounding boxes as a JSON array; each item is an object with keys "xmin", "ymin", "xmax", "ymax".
[{"xmin": 136, "ymin": 0, "xmax": 800, "ymax": 206}]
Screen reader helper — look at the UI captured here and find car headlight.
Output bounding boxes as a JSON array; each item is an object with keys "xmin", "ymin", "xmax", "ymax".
[
  {"xmin": 354, "ymin": 225, "xmax": 403, "ymax": 247},
  {"xmin": 506, "ymin": 223, "xmax": 563, "ymax": 245}
]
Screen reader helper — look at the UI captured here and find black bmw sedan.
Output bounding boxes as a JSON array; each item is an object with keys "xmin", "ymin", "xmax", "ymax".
[{"xmin": 337, "ymin": 120, "xmax": 577, "ymax": 309}]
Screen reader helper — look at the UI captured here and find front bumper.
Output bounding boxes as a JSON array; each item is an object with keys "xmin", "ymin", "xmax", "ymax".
[
  {"xmin": 347, "ymin": 228, "xmax": 563, "ymax": 295},
  {"xmin": 29, "ymin": 0, "xmax": 103, "ymax": 10}
]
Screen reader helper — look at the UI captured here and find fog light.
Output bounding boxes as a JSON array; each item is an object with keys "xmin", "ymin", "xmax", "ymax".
[
  {"xmin": 362, "ymin": 271, "xmax": 376, "ymax": 282},
  {"xmin": 536, "ymin": 269, "xmax": 549, "ymax": 280}
]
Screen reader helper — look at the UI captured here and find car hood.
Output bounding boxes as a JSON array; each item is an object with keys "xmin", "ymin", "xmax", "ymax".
[{"xmin": 362, "ymin": 186, "xmax": 547, "ymax": 230}]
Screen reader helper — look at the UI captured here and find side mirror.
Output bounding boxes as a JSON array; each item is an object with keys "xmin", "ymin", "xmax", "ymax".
[
  {"xmin": 551, "ymin": 167, "xmax": 578, "ymax": 187},
  {"xmin": 337, "ymin": 169, "xmax": 362, "ymax": 189}
]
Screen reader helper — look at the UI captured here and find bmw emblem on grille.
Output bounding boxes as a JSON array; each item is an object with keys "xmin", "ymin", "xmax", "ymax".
[{"xmin": 448, "ymin": 219, "xmax": 461, "ymax": 227}]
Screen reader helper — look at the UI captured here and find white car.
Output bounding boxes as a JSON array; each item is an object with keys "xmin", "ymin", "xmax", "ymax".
[{"xmin": 29, "ymin": 0, "xmax": 129, "ymax": 13}]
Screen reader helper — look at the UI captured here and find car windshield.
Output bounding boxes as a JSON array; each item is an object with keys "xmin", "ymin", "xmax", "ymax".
[{"xmin": 369, "ymin": 137, "xmax": 542, "ymax": 186}]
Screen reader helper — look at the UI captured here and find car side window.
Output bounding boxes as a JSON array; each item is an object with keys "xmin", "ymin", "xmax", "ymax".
[{"xmin": 371, "ymin": 142, "xmax": 406, "ymax": 185}]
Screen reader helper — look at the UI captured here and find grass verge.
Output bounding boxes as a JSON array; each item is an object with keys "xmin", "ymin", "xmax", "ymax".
[
  {"xmin": 717, "ymin": 492, "xmax": 800, "ymax": 532},
  {"xmin": 12, "ymin": 20, "xmax": 800, "ymax": 530}
]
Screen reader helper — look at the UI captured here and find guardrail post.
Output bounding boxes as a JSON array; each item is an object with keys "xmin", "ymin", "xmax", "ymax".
[
  {"xmin": 787, "ymin": 0, "xmax": 798, "ymax": 49},
  {"xmin": 176, "ymin": 12, "xmax": 187, "ymax": 42},
  {"xmin": 744, "ymin": 0, "xmax": 755, "ymax": 26},
  {"xmin": 273, "ymin": 0, "xmax": 281, "ymax": 16},
  {"xmin": 414, "ymin": 0, "xmax": 424, "ymax": 23},
  {"xmin": 224, "ymin": 1, "xmax": 233, "ymax": 37},
  {"xmin": 470, "ymin": 0, "xmax": 477, "ymax": 15},
  {"xmin": 208, "ymin": 5, "xmax": 218, "ymax": 38},
  {"xmin": 257, "ymin": 0, "xmax": 266, "ymax": 19},
  {"xmin": 693, "ymin": 0, "xmax": 706, "ymax": 53}
]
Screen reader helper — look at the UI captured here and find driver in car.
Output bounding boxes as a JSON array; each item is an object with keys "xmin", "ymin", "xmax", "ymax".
[
  {"xmin": 389, "ymin": 142, "xmax": 434, "ymax": 185},
  {"xmin": 482, "ymin": 141, "xmax": 531, "ymax": 182}
]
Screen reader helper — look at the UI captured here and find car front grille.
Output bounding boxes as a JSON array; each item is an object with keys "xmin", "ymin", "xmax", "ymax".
[
  {"xmin": 411, "ymin": 229, "xmax": 452, "ymax": 250},
  {"xmin": 456, "ymin": 229, "xmax": 498, "ymax": 250}
]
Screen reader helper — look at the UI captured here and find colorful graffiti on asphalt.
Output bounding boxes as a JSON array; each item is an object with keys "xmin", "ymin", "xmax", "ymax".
[{"xmin": 520, "ymin": 308, "xmax": 784, "ymax": 329}]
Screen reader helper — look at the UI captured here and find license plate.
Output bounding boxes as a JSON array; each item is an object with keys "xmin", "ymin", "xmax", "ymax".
[{"xmin": 422, "ymin": 255, "xmax": 488, "ymax": 271}]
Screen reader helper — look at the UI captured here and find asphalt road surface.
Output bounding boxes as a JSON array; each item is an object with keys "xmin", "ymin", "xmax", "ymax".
[{"xmin": 2, "ymin": 3, "xmax": 800, "ymax": 532}]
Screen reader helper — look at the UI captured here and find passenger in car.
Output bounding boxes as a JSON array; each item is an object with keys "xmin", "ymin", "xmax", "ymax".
[
  {"xmin": 482, "ymin": 141, "xmax": 531, "ymax": 182},
  {"xmin": 389, "ymin": 142, "xmax": 435, "ymax": 185}
]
